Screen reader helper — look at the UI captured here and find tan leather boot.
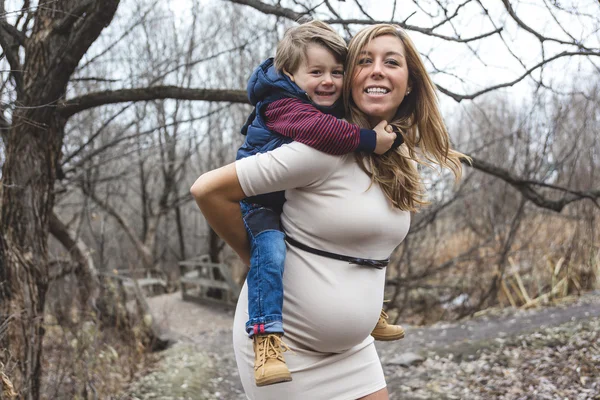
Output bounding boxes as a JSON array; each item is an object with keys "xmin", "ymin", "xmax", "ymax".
[
  {"xmin": 253, "ymin": 333, "xmax": 292, "ymax": 387},
  {"xmin": 370, "ymin": 309, "xmax": 405, "ymax": 341}
]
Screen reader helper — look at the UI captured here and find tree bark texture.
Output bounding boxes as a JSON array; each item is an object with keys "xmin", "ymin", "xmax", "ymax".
[{"xmin": 0, "ymin": 2, "xmax": 120, "ymax": 398}]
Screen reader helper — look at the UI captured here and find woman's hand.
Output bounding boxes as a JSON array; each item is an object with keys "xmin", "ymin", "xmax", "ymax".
[
  {"xmin": 190, "ymin": 163, "xmax": 251, "ymax": 265},
  {"xmin": 373, "ymin": 120, "xmax": 396, "ymax": 154}
]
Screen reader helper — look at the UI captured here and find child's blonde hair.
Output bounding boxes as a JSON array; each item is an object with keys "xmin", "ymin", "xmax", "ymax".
[{"xmin": 274, "ymin": 20, "xmax": 347, "ymax": 74}]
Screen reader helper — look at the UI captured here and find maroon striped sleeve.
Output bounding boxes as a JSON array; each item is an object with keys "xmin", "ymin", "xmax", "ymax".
[{"xmin": 264, "ymin": 98, "xmax": 361, "ymax": 155}]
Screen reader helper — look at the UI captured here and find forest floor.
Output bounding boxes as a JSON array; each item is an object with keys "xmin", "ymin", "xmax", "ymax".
[{"xmin": 123, "ymin": 291, "xmax": 600, "ymax": 400}]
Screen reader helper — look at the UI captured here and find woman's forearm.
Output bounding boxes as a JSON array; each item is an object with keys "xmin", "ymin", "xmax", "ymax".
[
  {"xmin": 190, "ymin": 163, "xmax": 251, "ymax": 266},
  {"xmin": 197, "ymin": 196, "xmax": 251, "ymax": 266}
]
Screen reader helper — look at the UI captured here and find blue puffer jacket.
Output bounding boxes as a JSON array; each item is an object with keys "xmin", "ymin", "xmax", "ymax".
[{"xmin": 236, "ymin": 57, "xmax": 344, "ymax": 211}]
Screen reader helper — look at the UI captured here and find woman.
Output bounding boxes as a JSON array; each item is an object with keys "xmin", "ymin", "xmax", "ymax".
[{"xmin": 191, "ymin": 24, "xmax": 465, "ymax": 400}]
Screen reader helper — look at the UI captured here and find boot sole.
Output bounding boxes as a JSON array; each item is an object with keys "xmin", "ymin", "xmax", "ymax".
[
  {"xmin": 371, "ymin": 332, "xmax": 405, "ymax": 341},
  {"xmin": 256, "ymin": 373, "xmax": 292, "ymax": 387}
]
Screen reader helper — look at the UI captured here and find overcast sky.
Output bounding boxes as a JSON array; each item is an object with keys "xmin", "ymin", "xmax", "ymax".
[{"xmin": 168, "ymin": 0, "xmax": 598, "ymax": 102}]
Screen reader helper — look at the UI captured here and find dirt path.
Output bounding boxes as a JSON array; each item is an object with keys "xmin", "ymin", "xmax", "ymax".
[
  {"xmin": 126, "ymin": 292, "xmax": 600, "ymax": 399},
  {"xmin": 146, "ymin": 292, "xmax": 236, "ymax": 340},
  {"xmin": 378, "ymin": 294, "xmax": 600, "ymax": 359}
]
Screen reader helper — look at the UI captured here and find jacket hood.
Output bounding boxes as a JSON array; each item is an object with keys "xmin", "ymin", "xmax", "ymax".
[
  {"xmin": 246, "ymin": 58, "xmax": 307, "ymax": 105},
  {"xmin": 246, "ymin": 57, "xmax": 345, "ymax": 119}
]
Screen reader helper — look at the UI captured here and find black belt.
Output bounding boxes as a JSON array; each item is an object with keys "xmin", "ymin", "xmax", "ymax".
[{"xmin": 285, "ymin": 236, "xmax": 389, "ymax": 269}]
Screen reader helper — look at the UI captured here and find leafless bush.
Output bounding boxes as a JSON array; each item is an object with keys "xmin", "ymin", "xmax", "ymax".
[
  {"xmin": 42, "ymin": 273, "xmax": 163, "ymax": 399},
  {"xmin": 386, "ymin": 85, "xmax": 600, "ymax": 324}
]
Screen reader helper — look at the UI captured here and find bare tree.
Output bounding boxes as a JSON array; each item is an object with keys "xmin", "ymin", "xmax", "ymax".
[
  {"xmin": 0, "ymin": 2, "xmax": 121, "ymax": 397},
  {"xmin": 1, "ymin": 0, "xmax": 599, "ymax": 397}
]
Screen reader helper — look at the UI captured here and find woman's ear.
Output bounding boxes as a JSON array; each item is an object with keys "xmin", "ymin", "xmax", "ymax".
[{"xmin": 283, "ymin": 69, "xmax": 295, "ymax": 82}]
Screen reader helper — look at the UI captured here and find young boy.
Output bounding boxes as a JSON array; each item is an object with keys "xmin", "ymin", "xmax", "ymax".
[{"xmin": 237, "ymin": 20, "xmax": 405, "ymax": 387}]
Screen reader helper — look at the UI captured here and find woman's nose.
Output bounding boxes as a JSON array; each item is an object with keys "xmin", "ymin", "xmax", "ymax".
[{"xmin": 370, "ymin": 60, "xmax": 384, "ymax": 78}]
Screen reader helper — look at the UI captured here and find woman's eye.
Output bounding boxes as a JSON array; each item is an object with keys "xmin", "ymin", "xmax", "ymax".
[
  {"xmin": 385, "ymin": 59, "xmax": 400, "ymax": 66},
  {"xmin": 357, "ymin": 58, "xmax": 371, "ymax": 65}
]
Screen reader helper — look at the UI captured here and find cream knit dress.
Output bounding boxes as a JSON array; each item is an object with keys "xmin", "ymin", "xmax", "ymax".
[{"xmin": 234, "ymin": 142, "xmax": 411, "ymax": 400}]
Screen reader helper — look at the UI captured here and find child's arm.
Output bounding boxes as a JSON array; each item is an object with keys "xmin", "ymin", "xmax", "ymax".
[{"xmin": 264, "ymin": 98, "xmax": 395, "ymax": 155}]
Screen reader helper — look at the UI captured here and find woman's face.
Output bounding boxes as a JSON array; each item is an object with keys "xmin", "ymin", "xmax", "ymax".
[{"xmin": 351, "ymin": 34, "xmax": 410, "ymax": 127}]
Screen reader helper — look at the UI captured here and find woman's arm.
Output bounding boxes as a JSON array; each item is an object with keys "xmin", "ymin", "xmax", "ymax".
[
  {"xmin": 190, "ymin": 163, "xmax": 251, "ymax": 265},
  {"xmin": 191, "ymin": 142, "xmax": 344, "ymax": 266}
]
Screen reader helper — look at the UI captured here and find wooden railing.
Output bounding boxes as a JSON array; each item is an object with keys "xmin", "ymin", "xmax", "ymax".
[
  {"xmin": 99, "ymin": 269, "xmax": 167, "ymax": 297},
  {"xmin": 178, "ymin": 255, "xmax": 240, "ymax": 307}
]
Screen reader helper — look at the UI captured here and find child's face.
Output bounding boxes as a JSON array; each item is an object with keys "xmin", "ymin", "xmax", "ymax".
[{"xmin": 285, "ymin": 43, "xmax": 344, "ymax": 107}]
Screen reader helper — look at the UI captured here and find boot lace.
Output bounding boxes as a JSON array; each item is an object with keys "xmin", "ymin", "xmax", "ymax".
[
  {"xmin": 380, "ymin": 309, "xmax": 389, "ymax": 319},
  {"xmin": 379, "ymin": 309, "xmax": 390, "ymax": 324}
]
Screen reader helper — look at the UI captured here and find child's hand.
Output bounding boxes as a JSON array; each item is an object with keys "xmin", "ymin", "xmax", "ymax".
[{"xmin": 374, "ymin": 120, "xmax": 396, "ymax": 155}]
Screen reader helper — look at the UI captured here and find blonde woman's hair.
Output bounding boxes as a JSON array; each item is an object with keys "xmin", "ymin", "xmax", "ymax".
[
  {"xmin": 274, "ymin": 20, "xmax": 347, "ymax": 74},
  {"xmin": 344, "ymin": 24, "xmax": 467, "ymax": 211}
]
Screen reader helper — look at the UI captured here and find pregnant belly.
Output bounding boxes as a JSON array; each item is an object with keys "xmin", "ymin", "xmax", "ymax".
[{"xmin": 281, "ymin": 251, "xmax": 386, "ymax": 353}]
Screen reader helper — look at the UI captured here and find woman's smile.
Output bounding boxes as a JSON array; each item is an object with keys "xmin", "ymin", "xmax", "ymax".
[
  {"xmin": 364, "ymin": 86, "xmax": 391, "ymax": 96},
  {"xmin": 351, "ymin": 34, "xmax": 410, "ymax": 125}
]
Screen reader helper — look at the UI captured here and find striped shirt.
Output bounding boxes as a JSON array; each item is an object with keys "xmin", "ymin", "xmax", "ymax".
[{"xmin": 264, "ymin": 98, "xmax": 376, "ymax": 155}]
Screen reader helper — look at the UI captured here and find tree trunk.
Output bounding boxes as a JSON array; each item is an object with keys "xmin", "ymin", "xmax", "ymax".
[
  {"xmin": 0, "ymin": 115, "xmax": 64, "ymax": 400},
  {"xmin": 0, "ymin": 2, "xmax": 120, "ymax": 398}
]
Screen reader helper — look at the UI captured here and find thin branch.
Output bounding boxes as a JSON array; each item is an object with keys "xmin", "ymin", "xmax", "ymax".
[
  {"xmin": 227, "ymin": 0, "xmax": 502, "ymax": 43},
  {"xmin": 541, "ymin": 0, "xmax": 578, "ymax": 44},
  {"xmin": 62, "ymin": 103, "xmax": 134, "ymax": 167},
  {"xmin": 323, "ymin": 0, "xmax": 352, "ymax": 39},
  {"xmin": 80, "ymin": 181, "xmax": 153, "ymax": 267},
  {"xmin": 63, "ymin": 105, "xmax": 228, "ymax": 178},
  {"xmin": 474, "ymin": 0, "xmax": 527, "ymax": 70},
  {"xmin": 228, "ymin": 0, "xmax": 305, "ymax": 20},
  {"xmin": 410, "ymin": 176, "xmax": 475, "ymax": 233},
  {"xmin": 77, "ymin": 1, "xmax": 158, "ymax": 72},
  {"xmin": 401, "ymin": 11, "xmax": 417, "ymax": 25},
  {"xmin": 145, "ymin": 39, "xmax": 258, "ymax": 87},
  {"xmin": 501, "ymin": 0, "xmax": 593, "ymax": 50},
  {"xmin": 352, "ymin": 0, "xmax": 375, "ymax": 21},
  {"xmin": 59, "ymin": 86, "xmax": 248, "ymax": 118},
  {"xmin": 433, "ymin": 0, "xmax": 486, "ymax": 65},
  {"xmin": 389, "ymin": 239, "xmax": 490, "ymax": 285},
  {"xmin": 469, "ymin": 198, "xmax": 526, "ymax": 314},
  {"xmin": 430, "ymin": 0, "xmax": 472, "ymax": 30},
  {"xmin": 329, "ymin": 19, "xmax": 502, "ymax": 43},
  {"xmin": 70, "ymin": 77, "xmax": 120, "ymax": 83},
  {"xmin": 437, "ymin": 51, "xmax": 600, "ymax": 102},
  {"xmin": 463, "ymin": 153, "xmax": 600, "ymax": 212}
]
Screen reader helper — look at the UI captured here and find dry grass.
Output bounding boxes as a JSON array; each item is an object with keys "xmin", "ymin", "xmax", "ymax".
[
  {"xmin": 496, "ymin": 214, "xmax": 598, "ymax": 305},
  {"xmin": 40, "ymin": 275, "xmax": 159, "ymax": 399},
  {"xmin": 1, "ymin": 369, "xmax": 17, "ymax": 398},
  {"xmin": 41, "ymin": 314, "xmax": 151, "ymax": 400},
  {"xmin": 389, "ymin": 209, "xmax": 599, "ymax": 325}
]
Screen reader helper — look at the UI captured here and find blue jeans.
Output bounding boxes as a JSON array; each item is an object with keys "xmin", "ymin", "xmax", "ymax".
[{"xmin": 240, "ymin": 201, "xmax": 286, "ymax": 337}]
